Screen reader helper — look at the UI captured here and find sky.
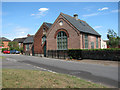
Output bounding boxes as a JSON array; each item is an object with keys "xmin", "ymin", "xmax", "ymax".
[{"xmin": 1, "ymin": 2, "xmax": 119, "ymax": 40}]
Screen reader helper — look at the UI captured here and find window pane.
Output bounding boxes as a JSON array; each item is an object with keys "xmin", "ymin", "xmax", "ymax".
[
  {"xmin": 42, "ymin": 36, "xmax": 46, "ymax": 44},
  {"xmin": 91, "ymin": 42, "xmax": 94, "ymax": 49},
  {"xmin": 96, "ymin": 37, "xmax": 98, "ymax": 48},
  {"xmin": 85, "ymin": 34, "xmax": 88, "ymax": 48}
]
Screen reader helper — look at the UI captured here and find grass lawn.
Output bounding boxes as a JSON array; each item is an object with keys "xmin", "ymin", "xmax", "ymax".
[
  {"xmin": 0, "ymin": 56, "xmax": 5, "ymax": 59},
  {"xmin": 2, "ymin": 69, "xmax": 106, "ymax": 88}
]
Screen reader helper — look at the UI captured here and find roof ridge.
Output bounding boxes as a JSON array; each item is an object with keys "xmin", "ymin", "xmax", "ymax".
[
  {"xmin": 61, "ymin": 13, "xmax": 76, "ymax": 20},
  {"xmin": 44, "ymin": 22, "xmax": 52, "ymax": 24}
]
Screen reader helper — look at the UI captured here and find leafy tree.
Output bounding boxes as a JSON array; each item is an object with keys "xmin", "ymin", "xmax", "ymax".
[
  {"xmin": 8, "ymin": 41, "xmax": 19, "ymax": 50},
  {"xmin": 0, "ymin": 39, "xmax": 4, "ymax": 47},
  {"xmin": 0, "ymin": 42, "xmax": 4, "ymax": 47},
  {"xmin": 2, "ymin": 48, "xmax": 8, "ymax": 52},
  {"xmin": 107, "ymin": 29, "xmax": 120, "ymax": 48}
]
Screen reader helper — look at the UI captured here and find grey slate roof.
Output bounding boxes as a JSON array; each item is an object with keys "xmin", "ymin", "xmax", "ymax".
[
  {"xmin": 13, "ymin": 37, "xmax": 27, "ymax": 43},
  {"xmin": 0, "ymin": 37, "xmax": 11, "ymax": 41},
  {"xmin": 23, "ymin": 35, "xmax": 34, "ymax": 44},
  {"xmin": 61, "ymin": 13, "xmax": 101, "ymax": 36},
  {"xmin": 44, "ymin": 22, "xmax": 52, "ymax": 28}
]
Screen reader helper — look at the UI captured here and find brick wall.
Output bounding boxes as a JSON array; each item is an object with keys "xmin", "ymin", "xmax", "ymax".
[
  {"xmin": 87, "ymin": 34, "xmax": 101, "ymax": 49},
  {"xmin": 34, "ymin": 23, "xmax": 49, "ymax": 54},
  {"xmin": 3, "ymin": 41, "xmax": 10, "ymax": 49},
  {"xmin": 46, "ymin": 14, "xmax": 101, "ymax": 50},
  {"xmin": 23, "ymin": 43, "xmax": 33, "ymax": 55},
  {"xmin": 47, "ymin": 14, "xmax": 80, "ymax": 50}
]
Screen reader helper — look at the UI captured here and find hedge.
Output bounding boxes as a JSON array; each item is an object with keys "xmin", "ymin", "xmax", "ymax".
[
  {"xmin": 2, "ymin": 48, "xmax": 8, "ymax": 52},
  {"xmin": 47, "ymin": 48, "xmax": 120, "ymax": 61},
  {"xmin": 68, "ymin": 48, "xmax": 120, "ymax": 61}
]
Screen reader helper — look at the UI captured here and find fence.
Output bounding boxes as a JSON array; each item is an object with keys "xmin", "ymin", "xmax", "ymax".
[{"xmin": 47, "ymin": 50, "xmax": 68, "ymax": 59}]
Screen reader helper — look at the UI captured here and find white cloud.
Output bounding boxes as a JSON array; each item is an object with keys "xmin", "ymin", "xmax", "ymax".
[
  {"xmin": 82, "ymin": 13, "xmax": 99, "ymax": 17},
  {"xmin": 98, "ymin": 7, "xmax": 109, "ymax": 11},
  {"xmin": 21, "ymin": 31, "xmax": 25, "ymax": 34},
  {"xmin": 31, "ymin": 8, "xmax": 49, "ymax": 18},
  {"xmin": 93, "ymin": 26, "xmax": 103, "ymax": 29},
  {"xmin": 38, "ymin": 8, "xmax": 49, "ymax": 12},
  {"xmin": 31, "ymin": 14, "xmax": 35, "ymax": 16}
]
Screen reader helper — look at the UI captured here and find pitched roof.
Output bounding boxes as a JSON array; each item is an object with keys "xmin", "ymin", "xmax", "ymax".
[
  {"xmin": 23, "ymin": 35, "xmax": 34, "ymax": 44},
  {"xmin": 13, "ymin": 37, "xmax": 27, "ymax": 43},
  {"xmin": 0, "ymin": 37, "xmax": 11, "ymax": 41},
  {"xmin": 61, "ymin": 13, "xmax": 101, "ymax": 36},
  {"xmin": 44, "ymin": 22, "xmax": 52, "ymax": 28}
]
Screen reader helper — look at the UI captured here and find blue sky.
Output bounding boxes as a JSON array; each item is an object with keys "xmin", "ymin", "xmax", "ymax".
[{"xmin": 2, "ymin": 2, "xmax": 119, "ymax": 40}]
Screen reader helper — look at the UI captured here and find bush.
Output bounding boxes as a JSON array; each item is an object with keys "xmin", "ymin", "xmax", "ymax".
[
  {"xmin": 47, "ymin": 48, "xmax": 120, "ymax": 61},
  {"xmin": 68, "ymin": 49, "xmax": 82, "ymax": 59},
  {"xmin": 69, "ymin": 48, "xmax": 120, "ymax": 51},
  {"xmin": 2, "ymin": 48, "xmax": 8, "ymax": 52},
  {"xmin": 68, "ymin": 48, "xmax": 120, "ymax": 61}
]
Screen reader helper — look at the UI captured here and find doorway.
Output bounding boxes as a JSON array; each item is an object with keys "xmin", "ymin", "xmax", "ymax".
[{"xmin": 44, "ymin": 44, "xmax": 46, "ymax": 57}]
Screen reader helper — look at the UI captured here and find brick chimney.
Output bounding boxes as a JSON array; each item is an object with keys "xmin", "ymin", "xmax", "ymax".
[
  {"xmin": 73, "ymin": 14, "xmax": 78, "ymax": 20},
  {"xmin": 27, "ymin": 34, "xmax": 31, "ymax": 37}
]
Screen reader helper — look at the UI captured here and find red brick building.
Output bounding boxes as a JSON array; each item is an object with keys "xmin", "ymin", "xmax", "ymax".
[
  {"xmin": 0, "ymin": 37, "xmax": 11, "ymax": 49},
  {"xmin": 34, "ymin": 13, "xmax": 101, "ymax": 57},
  {"xmin": 34, "ymin": 22, "xmax": 52, "ymax": 56},
  {"xmin": 23, "ymin": 35, "xmax": 34, "ymax": 55},
  {"xmin": 13, "ymin": 37, "xmax": 27, "ymax": 48}
]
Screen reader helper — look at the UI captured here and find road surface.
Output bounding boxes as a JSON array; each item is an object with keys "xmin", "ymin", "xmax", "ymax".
[{"xmin": 2, "ymin": 54, "xmax": 119, "ymax": 88}]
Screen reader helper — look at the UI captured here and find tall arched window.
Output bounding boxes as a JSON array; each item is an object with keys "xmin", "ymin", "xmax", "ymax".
[{"xmin": 57, "ymin": 31, "xmax": 67, "ymax": 50}]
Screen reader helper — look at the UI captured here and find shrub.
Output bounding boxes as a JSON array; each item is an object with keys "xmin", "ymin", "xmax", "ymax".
[
  {"xmin": 2, "ymin": 48, "xmax": 8, "ymax": 52},
  {"xmin": 68, "ymin": 48, "xmax": 120, "ymax": 61},
  {"xmin": 69, "ymin": 48, "xmax": 120, "ymax": 51}
]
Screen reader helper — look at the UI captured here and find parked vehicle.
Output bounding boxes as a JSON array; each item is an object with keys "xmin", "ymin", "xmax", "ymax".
[
  {"xmin": 15, "ymin": 50, "xmax": 20, "ymax": 54},
  {"xmin": 10, "ymin": 50, "xmax": 20, "ymax": 54},
  {"xmin": 3, "ymin": 50, "xmax": 10, "ymax": 54}
]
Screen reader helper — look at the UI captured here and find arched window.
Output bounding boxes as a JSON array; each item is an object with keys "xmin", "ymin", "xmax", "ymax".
[
  {"xmin": 57, "ymin": 31, "xmax": 67, "ymax": 50},
  {"xmin": 42, "ymin": 35, "xmax": 46, "ymax": 44}
]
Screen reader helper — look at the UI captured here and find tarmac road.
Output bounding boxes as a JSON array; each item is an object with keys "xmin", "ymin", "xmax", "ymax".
[{"xmin": 2, "ymin": 54, "xmax": 119, "ymax": 88}]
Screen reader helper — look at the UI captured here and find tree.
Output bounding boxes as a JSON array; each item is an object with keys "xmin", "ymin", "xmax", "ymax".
[
  {"xmin": 107, "ymin": 29, "xmax": 120, "ymax": 48},
  {"xmin": 0, "ymin": 39, "xmax": 4, "ymax": 47},
  {"xmin": 8, "ymin": 41, "xmax": 19, "ymax": 50}
]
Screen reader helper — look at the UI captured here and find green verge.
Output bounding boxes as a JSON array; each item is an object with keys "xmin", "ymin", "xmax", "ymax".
[
  {"xmin": 0, "ymin": 56, "xmax": 5, "ymax": 59},
  {"xmin": 2, "ymin": 69, "xmax": 106, "ymax": 88}
]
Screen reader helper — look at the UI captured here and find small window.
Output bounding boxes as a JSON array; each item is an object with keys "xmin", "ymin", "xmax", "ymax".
[
  {"xmin": 59, "ymin": 21, "xmax": 63, "ymax": 26},
  {"xmin": 42, "ymin": 36, "xmax": 46, "ymax": 44},
  {"xmin": 80, "ymin": 21, "xmax": 85, "ymax": 26},
  {"xmin": 26, "ymin": 44, "xmax": 29, "ymax": 51}
]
